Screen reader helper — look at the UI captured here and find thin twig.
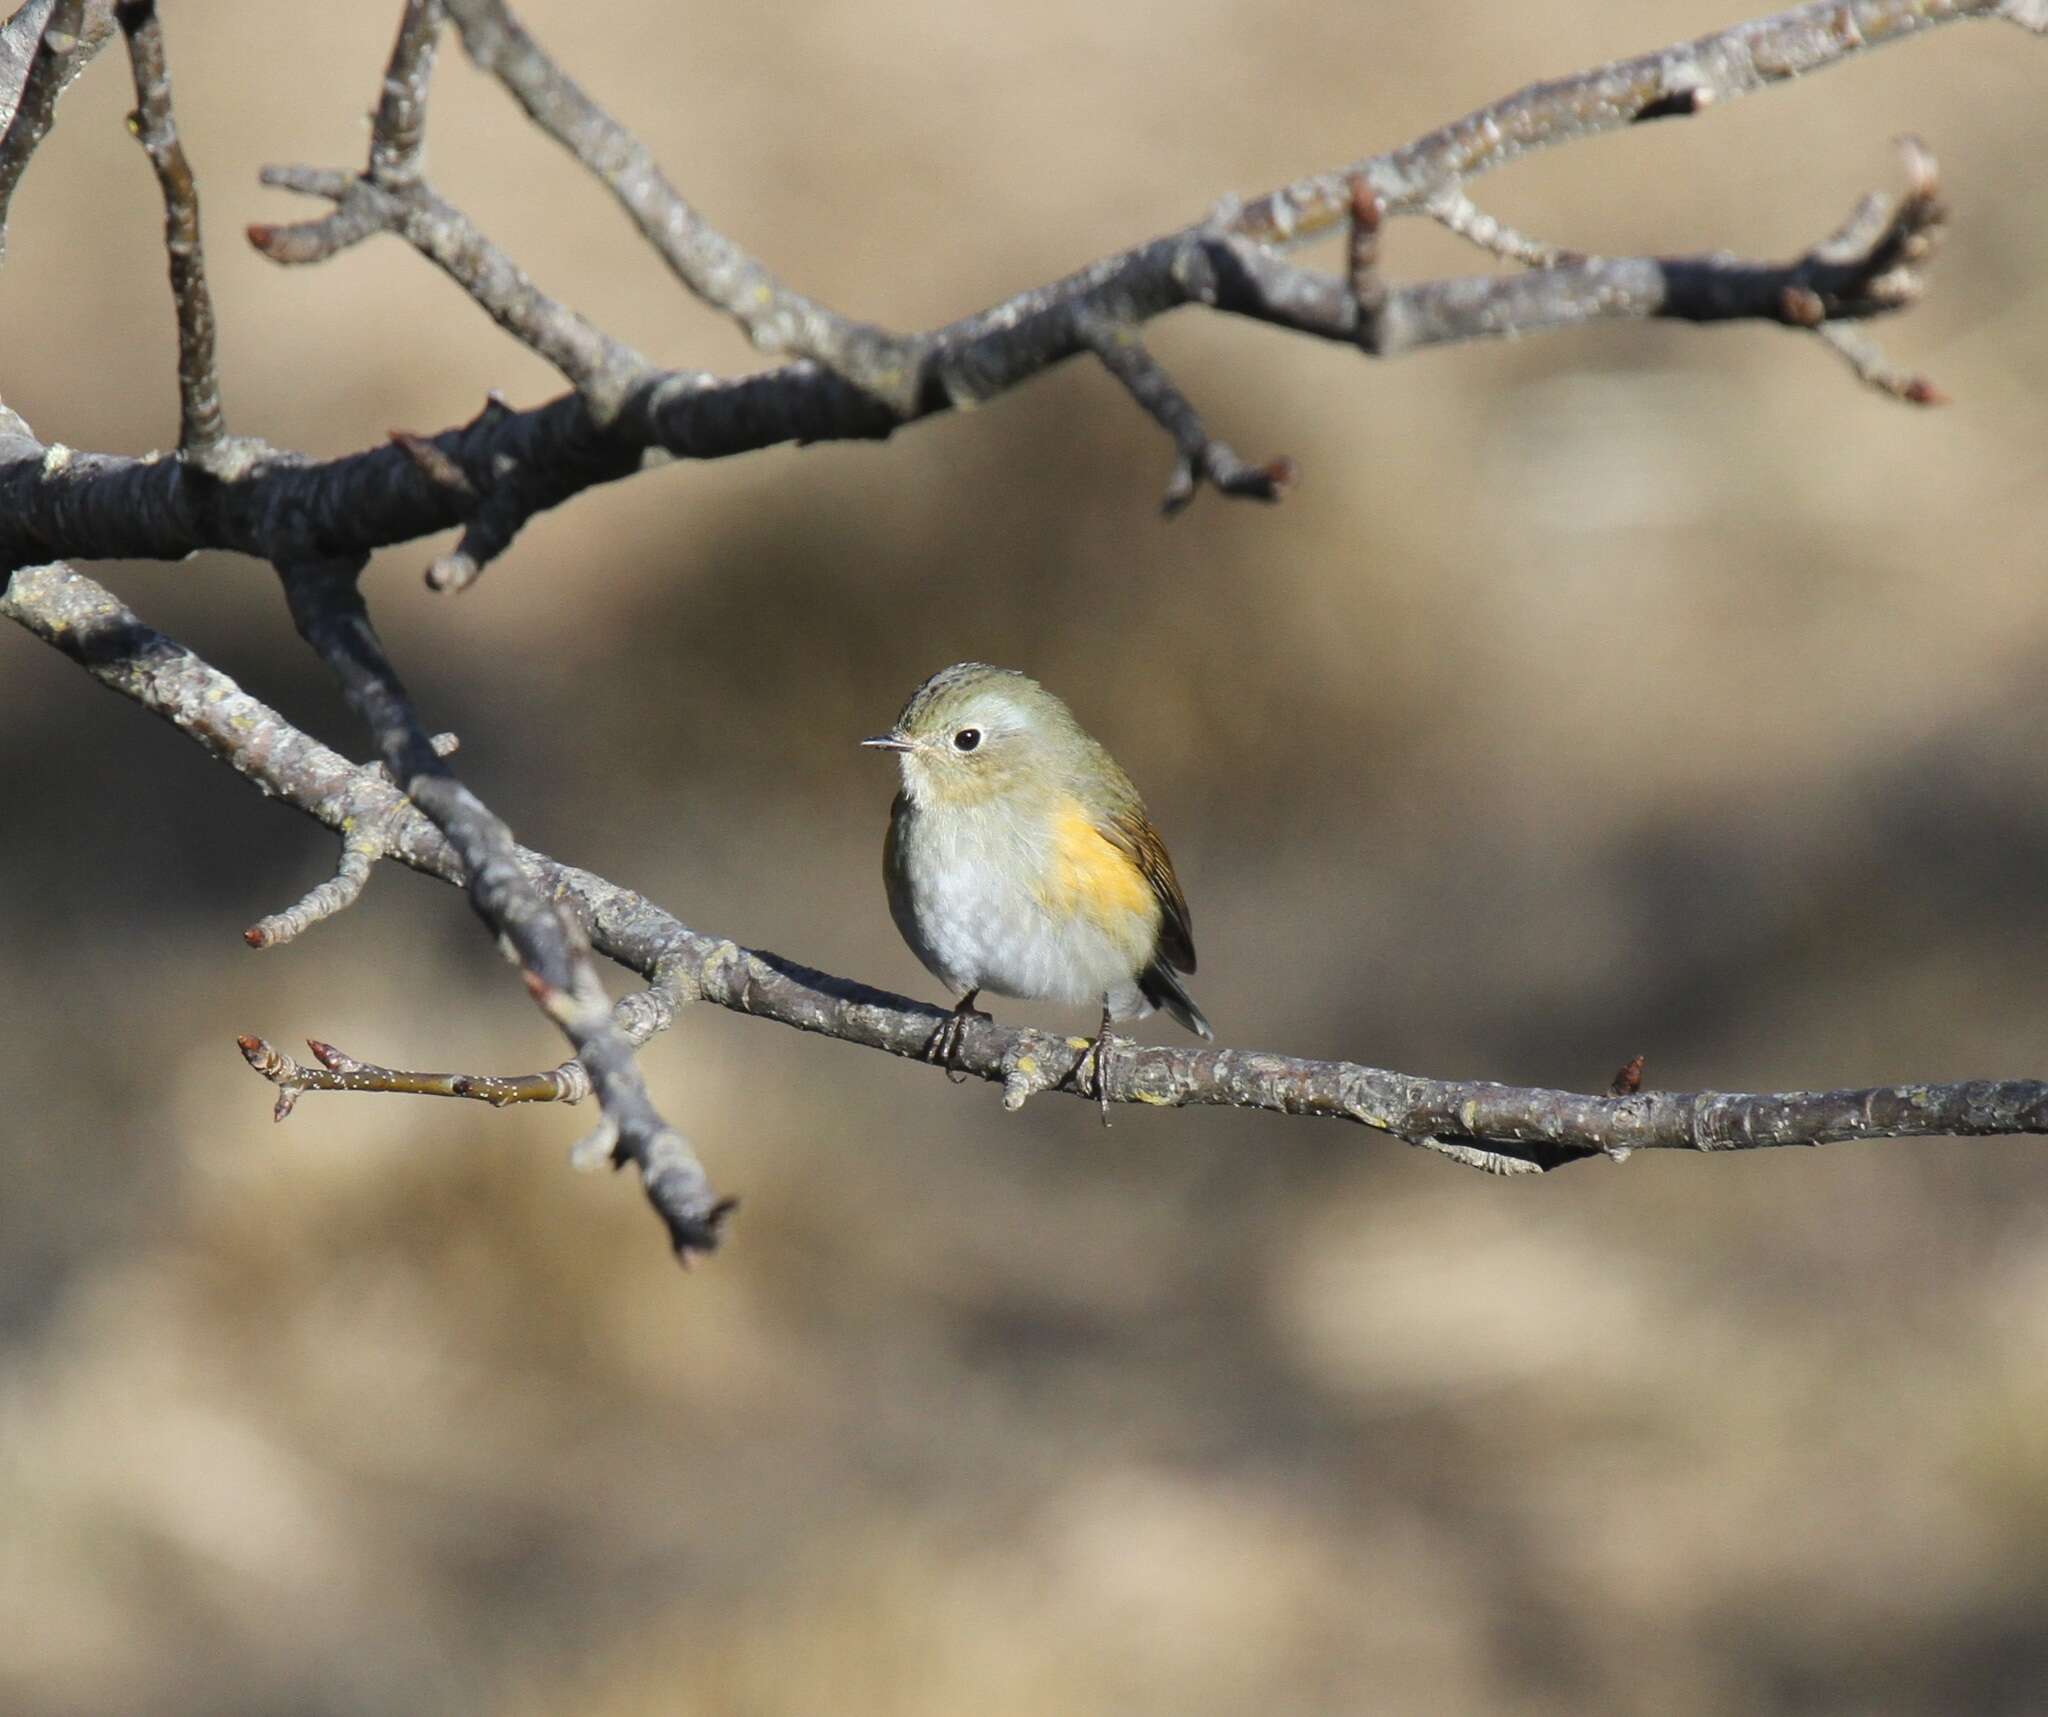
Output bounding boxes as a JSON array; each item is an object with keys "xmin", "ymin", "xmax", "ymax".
[
  {"xmin": 0, "ymin": 0, "xmax": 91, "ymax": 259},
  {"xmin": 1815, "ymin": 322, "xmax": 1947, "ymax": 402},
  {"xmin": 254, "ymin": 165, "xmax": 650, "ymax": 409},
  {"xmin": 368, "ymin": 0, "xmax": 441, "ymax": 187},
  {"xmin": 249, "ymin": 93, "xmax": 653, "ymax": 588},
  {"xmin": 1075, "ymin": 308, "xmax": 1294, "ymax": 516},
  {"xmin": 235, "ymin": 949, "xmax": 697, "ymax": 1123},
  {"xmin": 241, "ymin": 729, "xmax": 458, "ymax": 948},
  {"xmin": 244, "ymin": 828, "xmax": 378, "ymax": 949},
  {"xmin": 1423, "ymin": 186, "xmax": 1575, "ymax": 268},
  {"xmin": 440, "ymin": 0, "xmax": 923, "ymax": 411},
  {"xmin": 116, "ymin": 0, "xmax": 224, "ymax": 453},
  {"xmin": 237, "ymin": 1034, "xmax": 588, "ymax": 1119},
  {"xmin": 1345, "ymin": 174, "xmax": 1388, "ymax": 352},
  {"xmin": 247, "ymin": 0, "xmax": 647, "ymax": 443}
]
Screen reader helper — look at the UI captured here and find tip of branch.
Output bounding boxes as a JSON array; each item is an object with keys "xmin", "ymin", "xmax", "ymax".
[
  {"xmin": 235, "ymin": 1033, "xmax": 269, "ymax": 1065},
  {"xmin": 425, "ymin": 549, "xmax": 482, "ymax": 593},
  {"xmin": 243, "ymin": 924, "xmax": 270, "ymax": 948},
  {"xmin": 1165, "ymin": 452, "xmax": 1298, "ymax": 518},
  {"xmin": 1895, "ymin": 133, "xmax": 1938, "ymax": 198},
  {"xmin": 1903, "ymin": 376, "xmax": 1949, "ymax": 407},
  {"xmin": 671, "ymin": 1195, "xmax": 740, "ymax": 1263},
  {"xmin": 1257, "ymin": 454, "xmax": 1300, "ymax": 498},
  {"xmin": 1346, "ymin": 175, "xmax": 1381, "ymax": 233}
]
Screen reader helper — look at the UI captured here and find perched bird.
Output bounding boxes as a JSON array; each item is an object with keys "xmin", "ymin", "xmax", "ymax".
[{"xmin": 863, "ymin": 662, "xmax": 1211, "ymax": 1113}]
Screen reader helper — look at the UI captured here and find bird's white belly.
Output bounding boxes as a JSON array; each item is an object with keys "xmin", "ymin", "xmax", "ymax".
[{"xmin": 894, "ymin": 803, "xmax": 1149, "ymax": 1014}]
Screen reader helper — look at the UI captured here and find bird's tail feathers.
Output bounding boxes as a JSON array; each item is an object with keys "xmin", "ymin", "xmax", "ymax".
[{"xmin": 1140, "ymin": 961, "xmax": 1212, "ymax": 1040}]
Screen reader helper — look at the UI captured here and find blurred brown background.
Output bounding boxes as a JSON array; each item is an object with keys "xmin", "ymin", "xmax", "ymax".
[{"xmin": 5, "ymin": 2, "xmax": 2048, "ymax": 1712}]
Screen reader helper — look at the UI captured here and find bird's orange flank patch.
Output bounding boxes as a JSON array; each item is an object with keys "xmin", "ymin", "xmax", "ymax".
[{"xmin": 1043, "ymin": 801, "xmax": 1158, "ymax": 934}]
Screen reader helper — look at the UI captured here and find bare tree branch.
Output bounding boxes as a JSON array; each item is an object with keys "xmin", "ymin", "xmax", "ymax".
[
  {"xmin": 1076, "ymin": 308, "xmax": 1295, "ymax": 516},
  {"xmin": 0, "ymin": 0, "xmax": 113, "ymax": 257},
  {"xmin": 4, "ymin": 3, "xmax": 2046, "ymax": 1259},
  {"xmin": 368, "ymin": 0, "xmax": 439, "ymax": 187},
  {"xmin": 266, "ymin": 550, "xmax": 732, "ymax": 1255},
  {"xmin": 235, "ymin": 948, "xmax": 695, "ymax": 1121},
  {"xmin": 228, "ymin": 1, "xmax": 652, "ymax": 584},
  {"xmin": 236, "ymin": 1034, "xmax": 590, "ymax": 1118},
  {"xmin": 1232, "ymin": 0, "xmax": 2047, "ymax": 245},
  {"xmin": 115, "ymin": 0, "xmax": 225, "ymax": 454},
  {"xmin": 245, "ymin": 1, "xmax": 649, "ymax": 430},
  {"xmin": 0, "ymin": 143, "xmax": 1968, "ymax": 575},
  {"xmin": 241, "ymin": 730, "xmax": 458, "ymax": 948},
  {"xmin": 0, "ymin": 0, "xmax": 2014, "ymax": 575},
  {"xmin": 244, "ymin": 827, "xmax": 380, "ymax": 950},
  {"xmin": 12, "ymin": 559, "xmax": 2048, "ymax": 1203},
  {"xmin": 1198, "ymin": 141, "xmax": 1951, "ymax": 404},
  {"xmin": 251, "ymin": 162, "xmax": 651, "ymax": 409},
  {"xmin": 1423, "ymin": 186, "xmax": 1574, "ymax": 268},
  {"xmin": 440, "ymin": 0, "xmax": 919, "ymax": 409}
]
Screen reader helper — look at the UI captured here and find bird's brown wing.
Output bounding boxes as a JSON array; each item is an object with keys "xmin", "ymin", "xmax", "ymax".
[{"xmin": 1099, "ymin": 806, "xmax": 1197, "ymax": 974}]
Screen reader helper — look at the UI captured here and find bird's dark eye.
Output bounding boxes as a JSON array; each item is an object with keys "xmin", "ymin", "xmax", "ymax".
[{"xmin": 952, "ymin": 728, "xmax": 981, "ymax": 753}]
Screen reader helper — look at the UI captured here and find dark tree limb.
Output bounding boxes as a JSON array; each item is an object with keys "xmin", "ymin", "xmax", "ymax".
[
  {"xmin": 0, "ymin": 140, "xmax": 1970, "ymax": 574},
  {"xmin": 0, "ymin": 1, "xmax": 2031, "ymax": 572},
  {"xmin": 116, "ymin": 0, "xmax": 225, "ymax": 454},
  {"xmin": 12, "ymin": 559, "xmax": 2048, "ymax": 1204},
  {"xmin": 1195, "ymin": 142, "xmax": 1951, "ymax": 400}
]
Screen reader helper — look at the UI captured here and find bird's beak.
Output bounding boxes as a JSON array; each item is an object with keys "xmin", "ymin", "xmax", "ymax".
[{"xmin": 860, "ymin": 732, "xmax": 913, "ymax": 753}]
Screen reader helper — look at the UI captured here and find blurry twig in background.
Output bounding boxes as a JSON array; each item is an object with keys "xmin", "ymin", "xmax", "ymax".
[{"xmin": 1, "ymin": 0, "xmax": 2044, "ymax": 1258}]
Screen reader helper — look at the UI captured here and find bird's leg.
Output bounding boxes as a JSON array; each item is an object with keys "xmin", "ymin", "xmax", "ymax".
[
  {"xmin": 926, "ymin": 988, "xmax": 990, "ymax": 1083},
  {"xmin": 1080, "ymin": 1000, "xmax": 1118, "ymax": 1127}
]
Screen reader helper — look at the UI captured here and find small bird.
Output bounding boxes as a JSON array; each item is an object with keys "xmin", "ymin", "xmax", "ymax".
[{"xmin": 863, "ymin": 662, "xmax": 1211, "ymax": 1114}]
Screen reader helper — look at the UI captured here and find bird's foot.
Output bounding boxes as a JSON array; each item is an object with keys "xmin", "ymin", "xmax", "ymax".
[
  {"xmin": 1077, "ymin": 1005, "xmax": 1120, "ymax": 1127},
  {"xmin": 925, "ymin": 989, "xmax": 992, "ymax": 1083}
]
